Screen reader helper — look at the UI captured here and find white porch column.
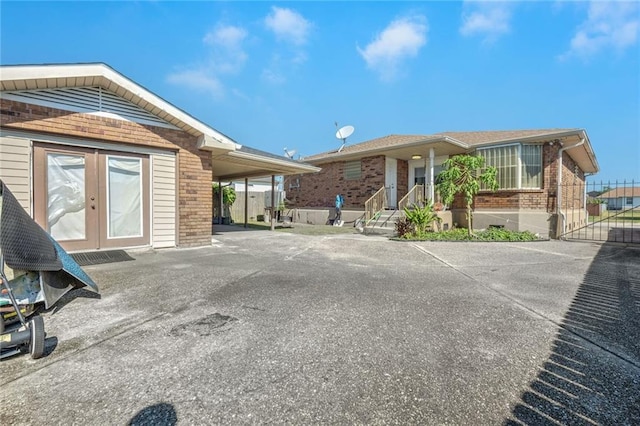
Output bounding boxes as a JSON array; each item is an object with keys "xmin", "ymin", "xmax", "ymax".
[{"xmin": 429, "ymin": 147, "xmax": 435, "ymax": 201}]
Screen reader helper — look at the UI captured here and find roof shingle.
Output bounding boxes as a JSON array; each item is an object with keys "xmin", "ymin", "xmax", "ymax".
[{"xmin": 303, "ymin": 129, "xmax": 579, "ymax": 161}]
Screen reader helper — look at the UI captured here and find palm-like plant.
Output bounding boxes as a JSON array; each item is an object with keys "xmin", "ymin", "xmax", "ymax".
[
  {"xmin": 436, "ymin": 154, "xmax": 498, "ymax": 236},
  {"xmin": 403, "ymin": 202, "xmax": 442, "ymax": 235}
]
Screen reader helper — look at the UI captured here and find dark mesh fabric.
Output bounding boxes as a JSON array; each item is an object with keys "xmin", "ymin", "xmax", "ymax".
[{"xmin": 0, "ymin": 180, "xmax": 62, "ymax": 271}]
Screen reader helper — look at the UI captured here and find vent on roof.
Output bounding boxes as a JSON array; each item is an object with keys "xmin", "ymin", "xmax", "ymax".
[{"xmin": 2, "ymin": 86, "xmax": 179, "ymax": 129}]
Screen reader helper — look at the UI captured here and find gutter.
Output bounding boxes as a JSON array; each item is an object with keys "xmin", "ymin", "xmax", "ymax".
[
  {"xmin": 227, "ymin": 150, "xmax": 321, "ymax": 173},
  {"xmin": 556, "ymin": 132, "xmax": 586, "ymax": 238}
]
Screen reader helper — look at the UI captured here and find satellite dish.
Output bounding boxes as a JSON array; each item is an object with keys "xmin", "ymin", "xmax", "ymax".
[
  {"xmin": 336, "ymin": 125, "xmax": 354, "ymax": 141},
  {"xmin": 283, "ymin": 147, "xmax": 297, "ymax": 159},
  {"xmin": 335, "ymin": 124, "xmax": 355, "ymax": 152}
]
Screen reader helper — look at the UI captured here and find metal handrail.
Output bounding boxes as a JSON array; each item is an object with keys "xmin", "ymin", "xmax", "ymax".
[
  {"xmin": 398, "ymin": 184, "xmax": 425, "ymax": 212},
  {"xmin": 364, "ymin": 186, "xmax": 387, "ymax": 222}
]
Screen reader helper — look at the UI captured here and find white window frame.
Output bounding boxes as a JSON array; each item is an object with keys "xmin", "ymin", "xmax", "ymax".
[{"xmin": 477, "ymin": 143, "xmax": 542, "ymax": 190}]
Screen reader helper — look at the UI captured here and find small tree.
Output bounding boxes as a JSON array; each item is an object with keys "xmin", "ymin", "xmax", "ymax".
[{"xmin": 436, "ymin": 154, "xmax": 498, "ymax": 236}]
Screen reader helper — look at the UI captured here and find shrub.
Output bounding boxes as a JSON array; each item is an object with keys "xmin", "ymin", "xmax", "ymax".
[
  {"xmin": 396, "ymin": 227, "xmax": 540, "ymax": 242},
  {"xmin": 403, "ymin": 202, "xmax": 442, "ymax": 234},
  {"xmin": 395, "ymin": 217, "xmax": 415, "ymax": 238}
]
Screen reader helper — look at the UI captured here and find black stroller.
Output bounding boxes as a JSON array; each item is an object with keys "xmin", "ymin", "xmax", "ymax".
[{"xmin": 0, "ymin": 180, "xmax": 99, "ymax": 359}]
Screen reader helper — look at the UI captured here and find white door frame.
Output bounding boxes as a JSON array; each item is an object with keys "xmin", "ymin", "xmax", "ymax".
[{"xmin": 385, "ymin": 157, "xmax": 397, "ymax": 208}]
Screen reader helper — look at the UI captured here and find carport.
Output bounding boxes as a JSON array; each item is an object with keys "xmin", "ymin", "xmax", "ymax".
[{"xmin": 203, "ymin": 144, "xmax": 320, "ymax": 230}]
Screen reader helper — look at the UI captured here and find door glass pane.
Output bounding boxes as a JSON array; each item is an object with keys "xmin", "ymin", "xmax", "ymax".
[
  {"xmin": 107, "ymin": 156, "xmax": 142, "ymax": 238},
  {"xmin": 47, "ymin": 153, "xmax": 86, "ymax": 241},
  {"xmin": 415, "ymin": 167, "xmax": 425, "ymax": 185}
]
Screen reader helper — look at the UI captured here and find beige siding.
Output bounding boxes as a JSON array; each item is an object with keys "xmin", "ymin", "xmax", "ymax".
[
  {"xmin": 152, "ymin": 154, "xmax": 177, "ymax": 248},
  {"xmin": 0, "ymin": 136, "xmax": 31, "ymax": 214}
]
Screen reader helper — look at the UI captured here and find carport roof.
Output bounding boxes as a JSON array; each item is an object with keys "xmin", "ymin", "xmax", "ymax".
[{"xmin": 212, "ymin": 145, "xmax": 320, "ymax": 180}]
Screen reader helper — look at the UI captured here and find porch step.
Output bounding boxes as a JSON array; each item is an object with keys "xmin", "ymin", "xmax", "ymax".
[{"xmin": 364, "ymin": 209, "xmax": 401, "ymax": 236}]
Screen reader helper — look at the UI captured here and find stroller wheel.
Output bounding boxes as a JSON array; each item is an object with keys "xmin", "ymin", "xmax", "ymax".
[{"xmin": 29, "ymin": 316, "xmax": 45, "ymax": 359}]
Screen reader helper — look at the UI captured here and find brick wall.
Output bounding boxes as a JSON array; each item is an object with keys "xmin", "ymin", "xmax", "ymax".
[
  {"xmin": 288, "ymin": 142, "xmax": 587, "ymax": 216},
  {"xmin": 288, "ymin": 155, "xmax": 386, "ymax": 208},
  {"xmin": 1, "ymin": 99, "xmax": 212, "ymax": 247}
]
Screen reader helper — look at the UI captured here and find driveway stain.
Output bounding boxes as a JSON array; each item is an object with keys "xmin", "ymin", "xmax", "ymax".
[{"xmin": 169, "ymin": 313, "xmax": 238, "ymax": 337}]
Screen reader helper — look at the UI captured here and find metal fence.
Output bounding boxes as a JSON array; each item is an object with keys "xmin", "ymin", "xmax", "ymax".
[{"xmin": 562, "ymin": 180, "xmax": 639, "ymax": 244}]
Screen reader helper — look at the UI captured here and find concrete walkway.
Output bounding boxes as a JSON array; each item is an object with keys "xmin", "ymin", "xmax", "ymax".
[{"xmin": 2, "ymin": 233, "xmax": 639, "ymax": 425}]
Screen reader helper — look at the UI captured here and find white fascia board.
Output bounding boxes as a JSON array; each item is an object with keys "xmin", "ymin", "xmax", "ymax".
[
  {"xmin": 1, "ymin": 63, "xmax": 236, "ymax": 152},
  {"xmin": 305, "ymin": 137, "xmax": 468, "ymax": 163},
  {"xmin": 228, "ymin": 151, "xmax": 321, "ymax": 173}
]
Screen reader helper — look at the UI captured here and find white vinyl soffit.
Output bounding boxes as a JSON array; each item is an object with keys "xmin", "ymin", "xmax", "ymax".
[{"xmin": 2, "ymin": 86, "xmax": 179, "ymax": 129}]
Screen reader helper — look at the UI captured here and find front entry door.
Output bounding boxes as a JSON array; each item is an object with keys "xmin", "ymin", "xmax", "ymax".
[
  {"xmin": 34, "ymin": 143, "xmax": 150, "ymax": 252},
  {"xmin": 385, "ymin": 157, "xmax": 398, "ymax": 208}
]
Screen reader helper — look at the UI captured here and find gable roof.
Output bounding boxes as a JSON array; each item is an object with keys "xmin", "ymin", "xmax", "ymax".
[
  {"xmin": 1, "ymin": 62, "xmax": 321, "ymax": 179},
  {"xmin": 599, "ymin": 187, "xmax": 640, "ymax": 198},
  {"xmin": 0, "ymin": 62, "xmax": 235, "ymax": 153},
  {"xmin": 303, "ymin": 128, "xmax": 599, "ymax": 173}
]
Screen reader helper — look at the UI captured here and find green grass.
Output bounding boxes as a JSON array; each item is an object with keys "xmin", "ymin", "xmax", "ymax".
[
  {"xmin": 222, "ymin": 222, "xmax": 360, "ymax": 236},
  {"xmin": 589, "ymin": 210, "xmax": 640, "ymax": 222},
  {"xmin": 397, "ymin": 227, "xmax": 541, "ymax": 242}
]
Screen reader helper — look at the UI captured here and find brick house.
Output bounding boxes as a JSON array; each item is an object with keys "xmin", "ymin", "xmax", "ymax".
[
  {"xmin": 288, "ymin": 129, "xmax": 599, "ymax": 238},
  {"xmin": 0, "ymin": 63, "xmax": 318, "ymax": 252}
]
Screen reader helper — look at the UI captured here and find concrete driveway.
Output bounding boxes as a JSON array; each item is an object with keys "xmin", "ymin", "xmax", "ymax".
[{"xmin": 2, "ymin": 230, "xmax": 639, "ymax": 425}]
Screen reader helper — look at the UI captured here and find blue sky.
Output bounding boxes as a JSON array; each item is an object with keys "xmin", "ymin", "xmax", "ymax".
[{"xmin": 1, "ymin": 1, "xmax": 638, "ymax": 182}]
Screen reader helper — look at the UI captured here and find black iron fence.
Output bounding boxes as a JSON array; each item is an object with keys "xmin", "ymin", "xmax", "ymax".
[{"xmin": 562, "ymin": 180, "xmax": 639, "ymax": 244}]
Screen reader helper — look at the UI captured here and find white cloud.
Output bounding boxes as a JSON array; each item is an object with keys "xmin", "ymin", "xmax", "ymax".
[
  {"xmin": 166, "ymin": 69, "xmax": 224, "ymax": 98},
  {"xmin": 357, "ymin": 16, "xmax": 428, "ymax": 81},
  {"xmin": 265, "ymin": 6, "xmax": 312, "ymax": 45},
  {"xmin": 460, "ymin": 1, "xmax": 513, "ymax": 42},
  {"xmin": 203, "ymin": 24, "xmax": 248, "ymax": 74},
  {"xmin": 166, "ymin": 23, "xmax": 248, "ymax": 98},
  {"xmin": 560, "ymin": 1, "xmax": 639, "ymax": 60}
]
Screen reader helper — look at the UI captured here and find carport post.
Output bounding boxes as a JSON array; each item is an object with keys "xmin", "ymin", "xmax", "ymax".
[
  {"xmin": 218, "ymin": 178, "xmax": 223, "ymax": 225},
  {"xmin": 244, "ymin": 177, "xmax": 249, "ymax": 228},
  {"xmin": 271, "ymin": 174, "xmax": 276, "ymax": 231}
]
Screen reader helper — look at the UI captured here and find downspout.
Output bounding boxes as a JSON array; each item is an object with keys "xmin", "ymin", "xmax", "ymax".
[
  {"xmin": 583, "ymin": 172, "xmax": 596, "ymax": 213},
  {"xmin": 556, "ymin": 135, "xmax": 585, "ymax": 238}
]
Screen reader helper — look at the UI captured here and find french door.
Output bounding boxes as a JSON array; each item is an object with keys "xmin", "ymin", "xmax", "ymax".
[{"xmin": 34, "ymin": 143, "xmax": 150, "ymax": 252}]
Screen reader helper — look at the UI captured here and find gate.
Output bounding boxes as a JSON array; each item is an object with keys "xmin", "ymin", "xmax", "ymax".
[{"xmin": 561, "ymin": 180, "xmax": 639, "ymax": 244}]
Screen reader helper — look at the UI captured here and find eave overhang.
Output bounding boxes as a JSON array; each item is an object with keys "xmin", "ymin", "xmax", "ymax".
[{"xmin": 0, "ymin": 63, "xmax": 236, "ymax": 154}]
